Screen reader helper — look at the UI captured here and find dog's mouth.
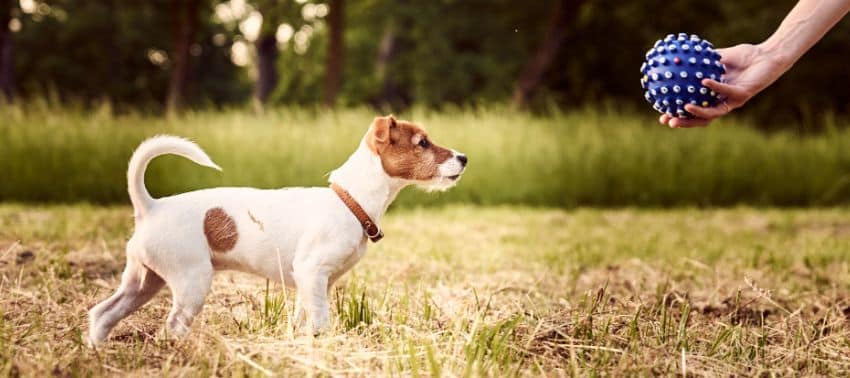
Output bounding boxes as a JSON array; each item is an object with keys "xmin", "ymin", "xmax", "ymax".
[{"xmin": 419, "ymin": 173, "xmax": 463, "ymax": 192}]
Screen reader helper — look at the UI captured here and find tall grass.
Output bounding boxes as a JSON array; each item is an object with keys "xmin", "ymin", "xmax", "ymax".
[{"xmin": 2, "ymin": 104, "xmax": 850, "ymax": 207}]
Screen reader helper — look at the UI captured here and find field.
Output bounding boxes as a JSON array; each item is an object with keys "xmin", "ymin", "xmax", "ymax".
[
  {"xmin": 2, "ymin": 107, "xmax": 850, "ymax": 376},
  {"xmin": 3, "ymin": 106, "xmax": 850, "ymax": 207},
  {"xmin": 1, "ymin": 204, "xmax": 849, "ymax": 376}
]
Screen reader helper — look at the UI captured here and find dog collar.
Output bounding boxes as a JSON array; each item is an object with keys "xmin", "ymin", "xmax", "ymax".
[{"xmin": 330, "ymin": 183, "xmax": 384, "ymax": 242}]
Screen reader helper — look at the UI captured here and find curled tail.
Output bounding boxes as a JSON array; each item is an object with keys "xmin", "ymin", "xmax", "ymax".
[{"xmin": 128, "ymin": 135, "xmax": 221, "ymax": 217}]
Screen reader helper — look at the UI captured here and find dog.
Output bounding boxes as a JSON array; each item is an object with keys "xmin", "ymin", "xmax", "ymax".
[{"xmin": 86, "ymin": 115, "xmax": 466, "ymax": 345}]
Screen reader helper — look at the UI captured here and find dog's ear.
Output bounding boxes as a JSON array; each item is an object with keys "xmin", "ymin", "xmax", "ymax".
[{"xmin": 367, "ymin": 115, "xmax": 396, "ymax": 154}]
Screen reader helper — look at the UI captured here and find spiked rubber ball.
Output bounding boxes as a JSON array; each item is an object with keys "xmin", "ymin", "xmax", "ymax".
[{"xmin": 640, "ymin": 33, "xmax": 726, "ymax": 119}]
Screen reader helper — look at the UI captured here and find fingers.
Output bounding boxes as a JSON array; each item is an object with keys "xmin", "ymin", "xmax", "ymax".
[
  {"xmin": 659, "ymin": 78, "xmax": 745, "ymax": 128},
  {"xmin": 659, "ymin": 78, "xmax": 749, "ymax": 128},
  {"xmin": 659, "ymin": 113, "xmax": 709, "ymax": 128},
  {"xmin": 660, "ymin": 102, "xmax": 728, "ymax": 128},
  {"xmin": 668, "ymin": 117, "xmax": 709, "ymax": 128},
  {"xmin": 702, "ymin": 79, "xmax": 748, "ymax": 103},
  {"xmin": 684, "ymin": 102, "xmax": 730, "ymax": 120},
  {"xmin": 663, "ymin": 99, "xmax": 731, "ymax": 129},
  {"xmin": 675, "ymin": 78, "xmax": 748, "ymax": 120}
]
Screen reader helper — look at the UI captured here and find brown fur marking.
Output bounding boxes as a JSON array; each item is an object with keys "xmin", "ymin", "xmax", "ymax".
[
  {"xmin": 368, "ymin": 115, "xmax": 454, "ymax": 180},
  {"xmin": 247, "ymin": 210, "xmax": 265, "ymax": 232},
  {"xmin": 204, "ymin": 207, "xmax": 238, "ymax": 252}
]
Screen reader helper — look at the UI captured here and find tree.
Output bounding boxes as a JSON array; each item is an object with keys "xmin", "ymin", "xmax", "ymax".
[
  {"xmin": 0, "ymin": 0, "xmax": 14, "ymax": 102},
  {"xmin": 251, "ymin": 0, "xmax": 308, "ymax": 110},
  {"xmin": 166, "ymin": 0, "xmax": 201, "ymax": 115},
  {"xmin": 511, "ymin": 0, "xmax": 584, "ymax": 108},
  {"xmin": 373, "ymin": 20, "xmax": 399, "ymax": 110},
  {"xmin": 324, "ymin": 0, "xmax": 343, "ymax": 106},
  {"xmin": 254, "ymin": 33, "xmax": 278, "ymax": 108}
]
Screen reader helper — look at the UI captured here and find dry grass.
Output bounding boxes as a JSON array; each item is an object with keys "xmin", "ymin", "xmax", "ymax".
[{"xmin": 1, "ymin": 204, "xmax": 849, "ymax": 376}]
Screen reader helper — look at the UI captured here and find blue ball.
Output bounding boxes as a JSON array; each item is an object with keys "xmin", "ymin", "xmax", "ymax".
[{"xmin": 640, "ymin": 33, "xmax": 725, "ymax": 119}]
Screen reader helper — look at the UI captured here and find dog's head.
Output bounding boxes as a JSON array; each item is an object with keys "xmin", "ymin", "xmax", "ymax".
[{"xmin": 366, "ymin": 115, "xmax": 467, "ymax": 191}]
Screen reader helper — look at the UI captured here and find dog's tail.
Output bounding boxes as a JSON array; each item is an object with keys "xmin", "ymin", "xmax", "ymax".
[{"xmin": 127, "ymin": 135, "xmax": 221, "ymax": 217}]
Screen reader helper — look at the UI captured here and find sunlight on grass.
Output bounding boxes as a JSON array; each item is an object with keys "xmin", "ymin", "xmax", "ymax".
[{"xmin": 1, "ymin": 205, "xmax": 849, "ymax": 375}]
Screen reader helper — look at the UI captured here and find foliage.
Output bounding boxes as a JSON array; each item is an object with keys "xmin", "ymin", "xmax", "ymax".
[
  {"xmin": 11, "ymin": 0, "xmax": 247, "ymax": 109},
  {"xmin": 5, "ymin": 0, "xmax": 850, "ymax": 125}
]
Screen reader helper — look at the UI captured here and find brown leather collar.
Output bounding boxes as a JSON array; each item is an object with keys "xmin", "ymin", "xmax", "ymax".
[{"xmin": 330, "ymin": 183, "xmax": 384, "ymax": 242}]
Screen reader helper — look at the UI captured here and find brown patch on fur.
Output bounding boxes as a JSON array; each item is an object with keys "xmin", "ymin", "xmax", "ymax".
[
  {"xmin": 204, "ymin": 207, "xmax": 238, "ymax": 252},
  {"xmin": 367, "ymin": 115, "xmax": 454, "ymax": 180}
]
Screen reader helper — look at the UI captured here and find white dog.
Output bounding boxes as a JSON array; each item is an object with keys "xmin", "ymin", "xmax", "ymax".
[{"xmin": 87, "ymin": 115, "xmax": 467, "ymax": 345}]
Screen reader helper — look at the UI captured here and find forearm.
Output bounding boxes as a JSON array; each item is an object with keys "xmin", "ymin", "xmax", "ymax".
[{"xmin": 760, "ymin": 0, "xmax": 850, "ymax": 70}]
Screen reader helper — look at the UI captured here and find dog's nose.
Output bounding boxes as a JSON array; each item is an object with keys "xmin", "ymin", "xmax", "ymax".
[{"xmin": 456, "ymin": 154, "xmax": 467, "ymax": 167}]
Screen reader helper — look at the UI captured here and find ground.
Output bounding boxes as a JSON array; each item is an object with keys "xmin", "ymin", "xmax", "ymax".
[{"xmin": 1, "ymin": 204, "xmax": 849, "ymax": 376}]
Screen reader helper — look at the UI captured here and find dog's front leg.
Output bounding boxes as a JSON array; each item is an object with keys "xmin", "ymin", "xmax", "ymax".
[
  {"xmin": 292, "ymin": 292, "xmax": 306, "ymax": 328},
  {"xmin": 293, "ymin": 270, "xmax": 330, "ymax": 336}
]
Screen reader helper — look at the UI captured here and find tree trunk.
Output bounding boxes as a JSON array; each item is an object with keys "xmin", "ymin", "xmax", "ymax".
[
  {"xmin": 373, "ymin": 21, "xmax": 399, "ymax": 110},
  {"xmin": 166, "ymin": 0, "xmax": 200, "ymax": 115},
  {"xmin": 324, "ymin": 0, "xmax": 344, "ymax": 107},
  {"xmin": 104, "ymin": 0, "xmax": 117, "ymax": 106},
  {"xmin": 511, "ymin": 0, "xmax": 583, "ymax": 108},
  {"xmin": 253, "ymin": 34, "xmax": 278, "ymax": 110},
  {"xmin": 0, "ymin": 0, "xmax": 14, "ymax": 103}
]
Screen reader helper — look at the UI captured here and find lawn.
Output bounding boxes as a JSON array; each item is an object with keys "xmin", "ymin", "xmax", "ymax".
[{"xmin": 1, "ymin": 204, "xmax": 849, "ymax": 376}]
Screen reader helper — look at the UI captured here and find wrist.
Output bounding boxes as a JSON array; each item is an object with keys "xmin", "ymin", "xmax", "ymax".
[{"xmin": 756, "ymin": 39, "xmax": 794, "ymax": 74}]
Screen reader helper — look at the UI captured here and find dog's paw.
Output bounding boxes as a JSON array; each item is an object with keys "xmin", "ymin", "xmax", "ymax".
[
  {"xmin": 296, "ymin": 315, "xmax": 329, "ymax": 337},
  {"xmin": 307, "ymin": 327, "xmax": 326, "ymax": 337},
  {"xmin": 165, "ymin": 323, "xmax": 191, "ymax": 339},
  {"xmin": 307, "ymin": 316, "xmax": 330, "ymax": 336},
  {"xmin": 86, "ymin": 331, "xmax": 106, "ymax": 348}
]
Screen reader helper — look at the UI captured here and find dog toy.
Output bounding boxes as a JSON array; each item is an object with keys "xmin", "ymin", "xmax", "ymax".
[{"xmin": 640, "ymin": 33, "xmax": 725, "ymax": 119}]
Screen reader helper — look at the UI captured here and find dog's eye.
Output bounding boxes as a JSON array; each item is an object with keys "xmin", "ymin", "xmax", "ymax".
[{"xmin": 418, "ymin": 138, "xmax": 430, "ymax": 148}]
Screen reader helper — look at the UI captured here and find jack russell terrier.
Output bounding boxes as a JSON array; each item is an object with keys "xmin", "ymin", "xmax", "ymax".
[{"xmin": 87, "ymin": 115, "xmax": 467, "ymax": 345}]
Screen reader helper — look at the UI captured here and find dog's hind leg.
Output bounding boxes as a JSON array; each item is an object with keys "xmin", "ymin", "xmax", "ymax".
[
  {"xmin": 163, "ymin": 262, "xmax": 214, "ymax": 338},
  {"xmin": 87, "ymin": 258, "xmax": 165, "ymax": 346}
]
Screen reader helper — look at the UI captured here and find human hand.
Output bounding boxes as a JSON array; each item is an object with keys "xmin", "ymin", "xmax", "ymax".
[{"xmin": 659, "ymin": 43, "xmax": 788, "ymax": 128}]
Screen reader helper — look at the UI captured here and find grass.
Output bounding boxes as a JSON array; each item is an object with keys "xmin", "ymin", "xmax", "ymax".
[
  {"xmin": 2, "ymin": 105, "xmax": 850, "ymax": 207},
  {"xmin": 1, "ymin": 204, "xmax": 849, "ymax": 376}
]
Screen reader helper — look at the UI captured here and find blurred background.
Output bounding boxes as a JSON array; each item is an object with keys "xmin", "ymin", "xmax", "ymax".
[
  {"xmin": 3, "ymin": 0, "xmax": 850, "ymax": 122},
  {"xmin": 2, "ymin": 0, "xmax": 850, "ymax": 207}
]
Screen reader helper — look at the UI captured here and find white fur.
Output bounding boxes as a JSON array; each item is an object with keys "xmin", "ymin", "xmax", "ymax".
[{"xmin": 87, "ymin": 131, "xmax": 465, "ymax": 345}]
